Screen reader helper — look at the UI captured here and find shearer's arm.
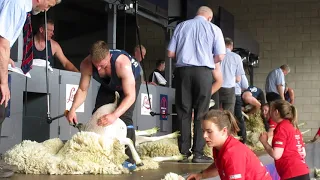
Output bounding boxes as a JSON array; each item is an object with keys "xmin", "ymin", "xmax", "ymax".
[
  {"xmin": 70, "ymin": 57, "xmax": 91, "ymax": 112},
  {"xmin": 112, "ymin": 55, "xmax": 136, "ymax": 118}
]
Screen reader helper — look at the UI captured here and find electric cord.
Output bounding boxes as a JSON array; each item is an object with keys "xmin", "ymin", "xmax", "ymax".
[
  {"xmin": 132, "ymin": 0, "xmax": 173, "ymax": 116},
  {"xmin": 133, "ymin": 0, "xmax": 152, "ymax": 113}
]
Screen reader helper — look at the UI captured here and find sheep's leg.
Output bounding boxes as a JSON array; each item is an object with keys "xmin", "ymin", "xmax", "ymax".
[
  {"xmin": 242, "ymin": 111, "xmax": 249, "ymax": 120},
  {"xmin": 118, "ymin": 138, "xmax": 143, "ymax": 166},
  {"xmin": 136, "ymin": 132, "xmax": 177, "ymax": 145},
  {"xmin": 135, "ymin": 127, "xmax": 159, "ymax": 136},
  {"xmin": 152, "ymin": 155, "xmax": 184, "ymax": 162},
  {"xmin": 135, "ymin": 131, "xmax": 152, "ymax": 136}
]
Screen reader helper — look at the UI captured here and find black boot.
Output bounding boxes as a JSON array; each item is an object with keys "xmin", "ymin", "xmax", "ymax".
[
  {"xmin": 178, "ymin": 153, "xmax": 191, "ymax": 163},
  {"xmin": 192, "ymin": 154, "xmax": 214, "ymax": 163}
]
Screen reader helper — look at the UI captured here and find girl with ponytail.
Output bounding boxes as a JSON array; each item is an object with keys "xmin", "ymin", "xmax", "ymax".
[
  {"xmin": 187, "ymin": 109, "xmax": 271, "ymax": 180},
  {"xmin": 259, "ymin": 99, "xmax": 309, "ymax": 180}
]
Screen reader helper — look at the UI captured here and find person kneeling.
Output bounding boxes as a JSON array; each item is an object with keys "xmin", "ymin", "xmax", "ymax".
[
  {"xmin": 259, "ymin": 100, "xmax": 309, "ymax": 180},
  {"xmin": 187, "ymin": 109, "xmax": 272, "ymax": 180}
]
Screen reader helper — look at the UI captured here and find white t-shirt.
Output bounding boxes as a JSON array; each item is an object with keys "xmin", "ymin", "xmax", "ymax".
[{"xmin": 0, "ymin": 0, "xmax": 32, "ymax": 47}]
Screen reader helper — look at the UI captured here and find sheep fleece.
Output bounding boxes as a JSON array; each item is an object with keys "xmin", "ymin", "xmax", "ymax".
[{"xmin": 4, "ymin": 132, "xmax": 156, "ymax": 175}]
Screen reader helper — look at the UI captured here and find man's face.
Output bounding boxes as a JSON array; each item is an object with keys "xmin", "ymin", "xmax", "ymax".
[
  {"xmin": 159, "ymin": 63, "xmax": 165, "ymax": 71},
  {"xmin": 283, "ymin": 70, "xmax": 289, "ymax": 76},
  {"xmin": 40, "ymin": 23, "xmax": 54, "ymax": 40},
  {"xmin": 92, "ymin": 53, "xmax": 110, "ymax": 71},
  {"xmin": 32, "ymin": 0, "xmax": 57, "ymax": 15}
]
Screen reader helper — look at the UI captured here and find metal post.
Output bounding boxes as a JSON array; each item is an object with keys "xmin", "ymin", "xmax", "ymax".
[
  {"xmin": 45, "ymin": 11, "xmax": 51, "ymax": 120},
  {"xmin": 250, "ymin": 65, "xmax": 254, "ymax": 86},
  {"xmin": 107, "ymin": 4, "xmax": 117, "ymax": 49},
  {"xmin": 168, "ymin": 29, "xmax": 173, "ymax": 88},
  {"xmin": 113, "ymin": 4, "xmax": 117, "ymax": 49}
]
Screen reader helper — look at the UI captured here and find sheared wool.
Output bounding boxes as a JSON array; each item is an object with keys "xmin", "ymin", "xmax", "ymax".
[
  {"xmin": 137, "ymin": 138, "xmax": 180, "ymax": 158},
  {"xmin": 244, "ymin": 111, "xmax": 267, "ymax": 151},
  {"xmin": 162, "ymin": 172, "xmax": 185, "ymax": 180},
  {"xmin": 315, "ymin": 167, "xmax": 320, "ymax": 178},
  {"xmin": 4, "ymin": 132, "xmax": 160, "ymax": 175},
  {"xmin": 203, "ymin": 144, "xmax": 213, "ymax": 158},
  {"xmin": 4, "ymin": 139, "xmax": 60, "ymax": 174},
  {"xmin": 134, "ymin": 157, "xmax": 159, "ymax": 171}
]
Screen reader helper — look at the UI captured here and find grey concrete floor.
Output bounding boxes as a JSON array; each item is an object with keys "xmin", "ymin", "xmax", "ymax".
[{"xmin": 9, "ymin": 162, "xmax": 209, "ymax": 180}]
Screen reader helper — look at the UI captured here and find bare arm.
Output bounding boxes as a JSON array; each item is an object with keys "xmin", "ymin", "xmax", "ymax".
[
  {"xmin": 113, "ymin": 55, "xmax": 136, "ymax": 118},
  {"xmin": 235, "ymin": 75, "xmax": 241, "ymax": 83},
  {"xmin": 214, "ymin": 54, "xmax": 225, "ymax": 63},
  {"xmin": 0, "ymin": 37, "xmax": 10, "ymax": 106},
  {"xmin": 167, "ymin": 50, "xmax": 175, "ymax": 58},
  {"xmin": 268, "ymin": 128, "xmax": 275, "ymax": 137},
  {"xmin": 201, "ymin": 162, "xmax": 219, "ymax": 179},
  {"xmin": 52, "ymin": 40, "xmax": 79, "ymax": 72},
  {"xmin": 0, "ymin": 37, "xmax": 9, "ymax": 85},
  {"xmin": 277, "ymin": 85, "xmax": 284, "ymax": 100},
  {"xmin": 70, "ymin": 58, "xmax": 91, "ymax": 112},
  {"xmin": 288, "ymin": 88, "xmax": 295, "ymax": 104},
  {"xmin": 243, "ymin": 92, "xmax": 261, "ymax": 110},
  {"xmin": 211, "ymin": 63, "xmax": 223, "ymax": 95},
  {"xmin": 261, "ymin": 140, "xmax": 284, "ymax": 160}
]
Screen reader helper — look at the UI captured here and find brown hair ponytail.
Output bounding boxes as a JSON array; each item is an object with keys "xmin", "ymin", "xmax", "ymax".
[
  {"xmin": 200, "ymin": 109, "xmax": 240, "ymax": 135},
  {"xmin": 291, "ymin": 105, "xmax": 298, "ymax": 129},
  {"xmin": 223, "ymin": 110, "xmax": 240, "ymax": 135},
  {"xmin": 270, "ymin": 99, "xmax": 299, "ymax": 129}
]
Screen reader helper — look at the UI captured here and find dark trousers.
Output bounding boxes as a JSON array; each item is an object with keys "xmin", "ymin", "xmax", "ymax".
[
  {"xmin": 286, "ymin": 173, "xmax": 310, "ymax": 180},
  {"xmin": 266, "ymin": 92, "xmax": 281, "ymax": 103},
  {"xmin": 218, "ymin": 87, "xmax": 236, "ymax": 114},
  {"xmin": 175, "ymin": 67, "xmax": 213, "ymax": 156},
  {"xmin": 0, "ymin": 94, "xmax": 6, "ymax": 141},
  {"xmin": 235, "ymin": 95, "xmax": 246, "ymax": 143},
  {"xmin": 92, "ymin": 77, "xmax": 141, "ymax": 164}
]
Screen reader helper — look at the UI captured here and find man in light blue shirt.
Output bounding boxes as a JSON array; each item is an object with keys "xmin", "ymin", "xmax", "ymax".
[
  {"xmin": 168, "ymin": 6, "xmax": 225, "ymax": 163},
  {"xmin": 265, "ymin": 64, "xmax": 290, "ymax": 103},
  {"xmin": 234, "ymin": 74, "xmax": 248, "ymax": 143},
  {"xmin": 0, "ymin": 0, "xmax": 60, "ymax": 177},
  {"xmin": 218, "ymin": 37, "xmax": 245, "ymax": 114}
]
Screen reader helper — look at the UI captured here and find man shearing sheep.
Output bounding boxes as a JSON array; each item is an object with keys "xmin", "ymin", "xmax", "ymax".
[{"xmin": 66, "ymin": 40, "xmax": 141, "ymax": 171}]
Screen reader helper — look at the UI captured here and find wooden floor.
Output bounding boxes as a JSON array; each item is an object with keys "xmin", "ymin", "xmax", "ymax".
[{"xmin": 9, "ymin": 162, "xmax": 209, "ymax": 180}]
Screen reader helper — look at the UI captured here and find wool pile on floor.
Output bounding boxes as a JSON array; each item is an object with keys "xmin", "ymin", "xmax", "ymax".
[{"xmin": 4, "ymin": 131, "xmax": 159, "ymax": 175}]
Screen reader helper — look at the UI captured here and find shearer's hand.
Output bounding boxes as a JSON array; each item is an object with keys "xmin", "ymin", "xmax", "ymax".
[
  {"xmin": 186, "ymin": 173, "xmax": 202, "ymax": 180},
  {"xmin": 97, "ymin": 113, "xmax": 117, "ymax": 126},
  {"xmin": 67, "ymin": 110, "xmax": 78, "ymax": 125}
]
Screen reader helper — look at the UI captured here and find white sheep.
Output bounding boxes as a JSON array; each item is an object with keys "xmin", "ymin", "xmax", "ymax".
[
  {"xmin": 78, "ymin": 92, "xmax": 143, "ymax": 166},
  {"xmin": 77, "ymin": 92, "xmax": 182, "ymax": 164}
]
